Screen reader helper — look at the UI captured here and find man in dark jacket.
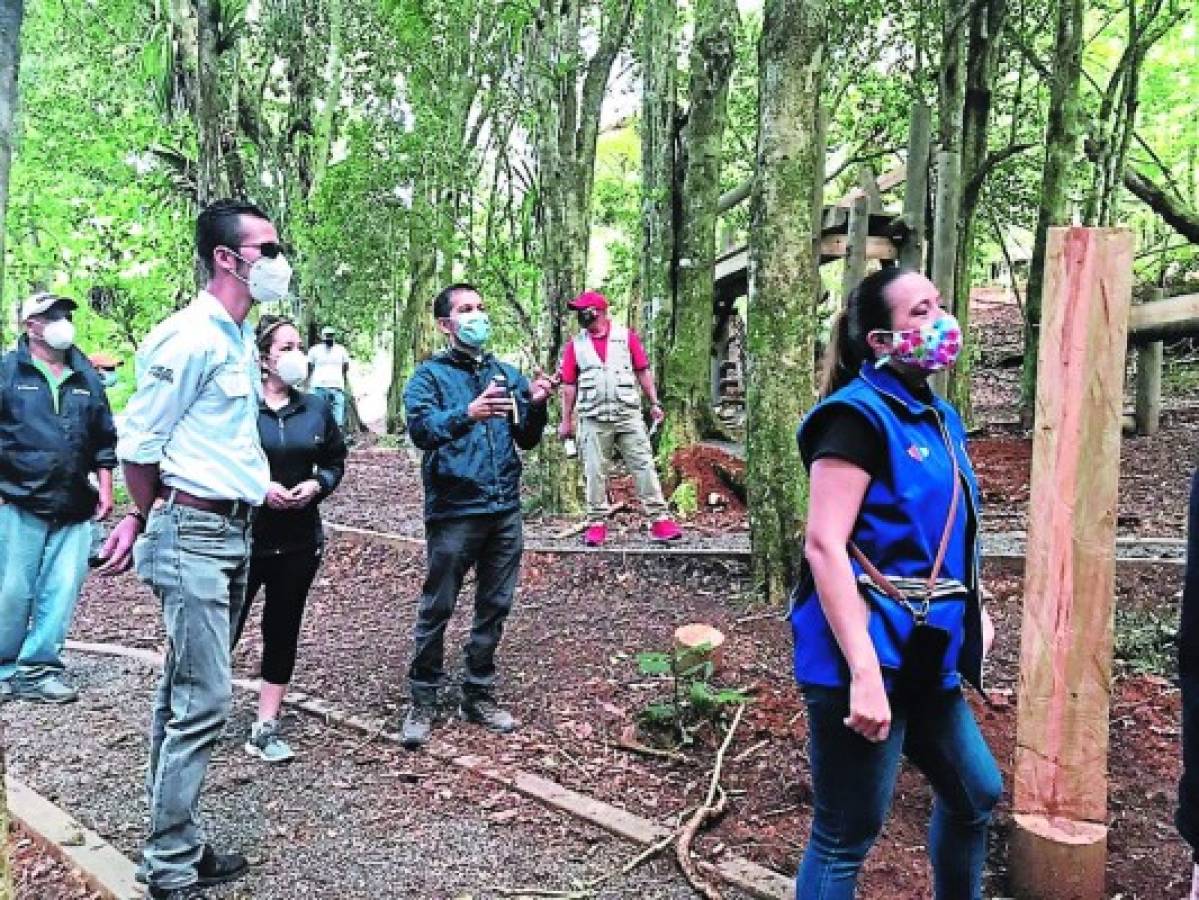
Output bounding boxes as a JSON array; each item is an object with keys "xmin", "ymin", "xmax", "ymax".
[
  {"xmin": 400, "ymin": 282, "xmax": 556, "ymax": 748},
  {"xmin": 0, "ymin": 292, "xmax": 117, "ymax": 703}
]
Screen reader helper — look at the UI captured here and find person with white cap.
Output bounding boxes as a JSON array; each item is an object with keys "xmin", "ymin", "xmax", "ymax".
[
  {"xmin": 0, "ymin": 292, "xmax": 117, "ymax": 703},
  {"xmin": 557, "ymin": 290, "xmax": 682, "ymax": 546},
  {"xmin": 306, "ymin": 324, "xmax": 350, "ymax": 431}
]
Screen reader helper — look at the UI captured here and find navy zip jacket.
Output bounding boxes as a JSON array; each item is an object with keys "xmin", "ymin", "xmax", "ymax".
[
  {"xmin": 0, "ymin": 336, "xmax": 118, "ymax": 523},
  {"xmin": 253, "ymin": 390, "xmax": 347, "ymax": 556},
  {"xmin": 404, "ymin": 348, "xmax": 548, "ymax": 522},
  {"xmin": 790, "ymin": 363, "xmax": 984, "ymax": 691}
]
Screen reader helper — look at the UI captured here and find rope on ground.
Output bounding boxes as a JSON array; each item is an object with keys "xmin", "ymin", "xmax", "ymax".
[{"xmin": 676, "ymin": 703, "xmax": 746, "ymax": 900}]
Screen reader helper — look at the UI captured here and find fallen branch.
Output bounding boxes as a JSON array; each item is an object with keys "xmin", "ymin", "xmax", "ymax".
[
  {"xmin": 551, "ymin": 503, "xmax": 627, "ymax": 540},
  {"xmin": 675, "ymin": 703, "xmax": 746, "ymax": 899}
]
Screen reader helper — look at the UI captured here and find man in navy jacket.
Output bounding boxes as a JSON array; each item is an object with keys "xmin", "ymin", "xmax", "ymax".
[
  {"xmin": 0, "ymin": 293, "xmax": 117, "ymax": 703},
  {"xmin": 401, "ymin": 282, "xmax": 556, "ymax": 748}
]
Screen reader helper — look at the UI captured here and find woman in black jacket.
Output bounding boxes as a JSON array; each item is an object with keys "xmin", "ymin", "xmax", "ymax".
[{"xmin": 234, "ymin": 315, "xmax": 347, "ymax": 763}]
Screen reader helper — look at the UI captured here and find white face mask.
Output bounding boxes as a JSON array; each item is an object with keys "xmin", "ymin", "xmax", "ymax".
[
  {"xmin": 274, "ymin": 349, "xmax": 308, "ymax": 387},
  {"xmin": 40, "ymin": 319, "xmax": 75, "ymax": 351},
  {"xmin": 233, "ymin": 253, "xmax": 293, "ymax": 303}
]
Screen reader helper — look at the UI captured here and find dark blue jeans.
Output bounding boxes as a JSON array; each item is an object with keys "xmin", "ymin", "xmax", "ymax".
[
  {"xmin": 798, "ymin": 685, "xmax": 1002, "ymax": 899},
  {"xmin": 408, "ymin": 510, "xmax": 523, "ymax": 704},
  {"xmin": 1177, "ymin": 469, "xmax": 1199, "ymax": 858}
]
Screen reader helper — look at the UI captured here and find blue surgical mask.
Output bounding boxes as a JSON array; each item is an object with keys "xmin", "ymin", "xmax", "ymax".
[{"xmin": 455, "ymin": 310, "xmax": 491, "ymax": 348}]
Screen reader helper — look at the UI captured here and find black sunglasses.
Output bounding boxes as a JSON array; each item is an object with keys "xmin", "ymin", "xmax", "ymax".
[{"xmin": 237, "ymin": 241, "xmax": 286, "ymax": 259}]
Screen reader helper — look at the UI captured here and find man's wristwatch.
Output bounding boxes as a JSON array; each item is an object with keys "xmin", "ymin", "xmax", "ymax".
[{"xmin": 126, "ymin": 509, "xmax": 147, "ymax": 530}]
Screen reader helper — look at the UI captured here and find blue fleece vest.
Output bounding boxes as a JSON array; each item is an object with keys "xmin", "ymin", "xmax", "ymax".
[{"xmin": 790, "ymin": 364, "xmax": 984, "ymax": 691}]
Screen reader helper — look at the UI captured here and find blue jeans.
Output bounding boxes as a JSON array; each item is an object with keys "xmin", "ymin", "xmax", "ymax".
[
  {"xmin": 313, "ymin": 387, "xmax": 346, "ymax": 430},
  {"xmin": 798, "ymin": 685, "xmax": 1002, "ymax": 900},
  {"xmin": 0, "ymin": 502, "xmax": 92, "ymax": 683},
  {"xmin": 133, "ymin": 502, "xmax": 251, "ymax": 891}
]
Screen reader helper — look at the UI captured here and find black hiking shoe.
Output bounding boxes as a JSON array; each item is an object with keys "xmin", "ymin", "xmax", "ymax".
[
  {"xmin": 460, "ymin": 695, "xmax": 517, "ymax": 734},
  {"xmin": 401, "ymin": 703, "xmax": 435, "ymax": 749},
  {"xmin": 147, "ymin": 845, "xmax": 248, "ymax": 897}
]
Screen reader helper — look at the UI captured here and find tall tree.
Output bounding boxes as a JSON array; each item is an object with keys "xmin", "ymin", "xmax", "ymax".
[
  {"xmin": 947, "ymin": 0, "xmax": 1012, "ymax": 418},
  {"xmin": 1021, "ymin": 0, "xmax": 1085, "ymax": 420},
  {"xmin": 0, "ymin": 0, "xmax": 26, "ymax": 344},
  {"xmin": 532, "ymin": 0, "xmax": 634, "ymax": 512},
  {"xmin": 639, "ymin": 0, "xmax": 677, "ymax": 363},
  {"xmin": 747, "ymin": 0, "xmax": 825, "ymax": 605},
  {"xmin": 663, "ymin": 0, "xmax": 739, "ymax": 449}
]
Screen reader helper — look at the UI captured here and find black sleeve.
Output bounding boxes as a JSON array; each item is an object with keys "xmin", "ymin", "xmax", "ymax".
[
  {"xmin": 799, "ymin": 406, "xmax": 884, "ymax": 480},
  {"xmin": 315, "ymin": 401, "xmax": 348, "ymax": 498}
]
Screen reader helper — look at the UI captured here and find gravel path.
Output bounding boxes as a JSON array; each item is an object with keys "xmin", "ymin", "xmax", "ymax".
[{"xmin": 2, "ymin": 654, "xmax": 752, "ymax": 899}]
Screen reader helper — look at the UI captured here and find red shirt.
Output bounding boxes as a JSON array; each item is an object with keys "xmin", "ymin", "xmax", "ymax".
[{"xmin": 559, "ymin": 325, "xmax": 651, "ymax": 385}]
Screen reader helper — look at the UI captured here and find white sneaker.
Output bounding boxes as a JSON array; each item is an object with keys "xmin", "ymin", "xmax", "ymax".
[{"xmin": 244, "ymin": 719, "xmax": 295, "ymax": 764}]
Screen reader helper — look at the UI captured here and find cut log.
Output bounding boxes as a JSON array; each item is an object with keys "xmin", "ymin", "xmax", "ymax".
[
  {"xmin": 1010, "ymin": 227, "xmax": 1133, "ymax": 899},
  {"xmin": 674, "ymin": 624, "xmax": 726, "ymax": 671}
]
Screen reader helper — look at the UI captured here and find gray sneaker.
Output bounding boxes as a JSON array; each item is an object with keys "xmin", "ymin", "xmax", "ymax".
[
  {"xmin": 11, "ymin": 675, "xmax": 78, "ymax": 704},
  {"xmin": 460, "ymin": 695, "xmax": 516, "ymax": 733},
  {"xmin": 400, "ymin": 703, "xmax": 435, "ymax": 749},
  {"xmin": 244, "ymin": 719, "xmax": 295, "ymax": 764}
]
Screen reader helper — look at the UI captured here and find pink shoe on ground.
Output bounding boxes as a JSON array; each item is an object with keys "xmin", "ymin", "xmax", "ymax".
[
  {"xmin": 583, "ymin": 523, "xmax": 607, "ymax": 547},
  {"xmin": 650, "ymin": 518, "xmax": 683, "ymax": 542}
]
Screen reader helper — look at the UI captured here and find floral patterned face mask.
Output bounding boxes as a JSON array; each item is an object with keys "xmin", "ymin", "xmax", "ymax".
[{"xmin": 874, "ymin": 313, "xmax": 963, "ymax": 373}]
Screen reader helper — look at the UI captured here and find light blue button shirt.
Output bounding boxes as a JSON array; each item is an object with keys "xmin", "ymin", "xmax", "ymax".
[{"xmin": 117, "ymin": 291, "xmax": 270, "ymax": 504}]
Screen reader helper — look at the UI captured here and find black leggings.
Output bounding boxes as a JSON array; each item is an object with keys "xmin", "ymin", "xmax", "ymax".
[{"xmin": 233, "ymin": 546, "xmax": 322, "ymax": 685}]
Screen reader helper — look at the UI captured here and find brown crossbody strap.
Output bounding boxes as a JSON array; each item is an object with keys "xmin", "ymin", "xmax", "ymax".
[{"xmin": 849, "ymin": 433, "xmax": 962, "ymax": 602}]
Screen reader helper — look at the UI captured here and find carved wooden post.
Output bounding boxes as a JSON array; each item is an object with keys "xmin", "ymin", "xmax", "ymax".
[{"xmin": 1010, "ymin": 227, "xmax": 1134, "ymax": 900}]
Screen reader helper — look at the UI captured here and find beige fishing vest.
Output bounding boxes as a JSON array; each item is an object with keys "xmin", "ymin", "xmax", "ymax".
[{"xmin": 574, "ymin": 324, "xmax": 642, "ymax": 422}]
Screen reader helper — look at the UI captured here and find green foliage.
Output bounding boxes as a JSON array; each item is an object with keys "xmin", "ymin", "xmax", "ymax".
[
  {"xmin": 1114, "ymin": 604, "xmax": 1177, "ymax": 678},
  {"xmin": 634, "ymin": 644, "xmax": 750, "ymax": 747},
  {"xmin": 670, "ymin": 479, "xmax": 699, "ymax": 519}
]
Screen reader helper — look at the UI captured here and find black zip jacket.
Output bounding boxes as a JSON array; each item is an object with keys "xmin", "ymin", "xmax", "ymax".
[
  {"xmin": 253, "ymin": 390, "xmax": 347, "ymax": 556},
  {"xmin": 0, "ymin": 337, "xmax": 117, "ymax": 523},
  {"xmin": 403, "ymin": 349, "xmax": 548, "ymax": 522}
]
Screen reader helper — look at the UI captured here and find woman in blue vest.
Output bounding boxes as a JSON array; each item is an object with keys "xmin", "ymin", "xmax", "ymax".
[{"xmin": 791, "ymin": 267, "xmax": 1002, "ymax": 898}]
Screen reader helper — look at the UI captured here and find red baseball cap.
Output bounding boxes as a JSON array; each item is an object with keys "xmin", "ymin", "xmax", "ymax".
[{"xmin": 568, "ymin": 291, "xmax": 609, "ymax": 312}]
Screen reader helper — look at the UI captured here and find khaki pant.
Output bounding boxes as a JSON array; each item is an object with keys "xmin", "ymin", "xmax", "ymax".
[{"xmin": 578, "ymin": 413, "xmax": 668, "ymax": 522}]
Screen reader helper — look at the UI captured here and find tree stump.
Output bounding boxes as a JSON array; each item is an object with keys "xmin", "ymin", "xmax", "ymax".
[{"xmin": 674, "ymin": 623, "xmax": 726, "ymax": 672}]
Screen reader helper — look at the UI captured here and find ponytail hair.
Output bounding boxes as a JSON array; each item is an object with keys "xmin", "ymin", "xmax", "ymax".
[{"xmin": 817, "ymin": 266, "xmax": 908, "ymax": 399}]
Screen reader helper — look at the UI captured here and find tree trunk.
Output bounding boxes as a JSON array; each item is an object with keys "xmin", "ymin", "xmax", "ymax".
[
  {"xmin": 748, "ymin": 0, "xmax": 825, "ymax": 605},
  {"xmin": 665, "ymin": 0, "xmax": 738, "ymax": 451},
  {"xmin": 947, "ymin": 0, "xmax": 1007, "ymax": 419},
  {"xmin": 1021, "ymin": 0, "xmax": 1085, "ymax": 422},
  {"xmin": 0, "ymin": 0, "xmax": 26, "ymax": 348},
  {"xmin": 533, "ymin": 0, "xmax": 634, "ymax": 514},
  {"xmin": 387, "ymin": 181, "xmax": 438, "ymax": 434},
  {"xmin": 195, "ymin": 0, "xmax": 225, "ymax": 204},
  {"xmin": 640, "ymin": 0, "xmax": 677, "ymax": 363},
  {"xmin": 1123, "ymin": 166, "xmax": 1199, "ymax": 245},
  {"xmin": 0, "ymin": 721, "xmax": 9, "ymax": 897}
]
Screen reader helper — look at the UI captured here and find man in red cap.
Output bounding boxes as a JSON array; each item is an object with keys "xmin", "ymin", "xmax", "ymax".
[{"xmin": 558, "ymin": 290, "xmax": 682, "ymax": 545}]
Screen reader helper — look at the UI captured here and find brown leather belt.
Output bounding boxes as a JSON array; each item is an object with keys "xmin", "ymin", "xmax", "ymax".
[{"xmin": 157, "ymin": 487, "xmax": 256, "ymax": 522}]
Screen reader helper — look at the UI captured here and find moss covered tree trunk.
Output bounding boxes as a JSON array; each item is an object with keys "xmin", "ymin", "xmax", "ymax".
[
  {"xmin": 0, "ymin": 0, "xmax": 25, "ymax": 346},
  {"xmin": 664, "ymin": 0, "xmax": 738, "ymax": 452},
  {"xmin": 533, "ymin": 0, "xmax": 634, "ymax": 514},
  {"xmin": 947, "ymin": 0, "xmax": 1007, "ymax": 421},
  {"xmin": 747, "ymin": 0, "xmax": 825, "ymax": 605},
  {"xmin": 639, "ymin": 0, "xmax": 677, "ymax": 364},
  {"xmin": 1022, "ymin": 0, "xmax": 1085, "ymax": 422}
]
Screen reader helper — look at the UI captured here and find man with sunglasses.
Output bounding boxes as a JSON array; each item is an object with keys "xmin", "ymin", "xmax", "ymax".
[
  {"xmin": 0, "ymin": 292, "xmax": 117, "ymax": 703},
  {"xmin": 98, "ymin": 199, "xmax": 291, "ymax": 899}
]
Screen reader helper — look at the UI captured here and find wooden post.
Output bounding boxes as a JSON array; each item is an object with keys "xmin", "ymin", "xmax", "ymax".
[
  {"xmin": 899, "ymin": 101, "xmax": 931, "ymax": 271},
  {"xmin": 1134, "ymin": 287, "xmax": 1164, "ymax": 436},
  {"xmin": 841, "ymin": 169, "xmax": 872, "ymax": 301},
  {"xmin": 930, "ymin": 148, "xmax": 961, "ymax": 395},
  {"xmin": 1010, "ymin": 227, "xmax": 1134, "ymax": 900}
]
